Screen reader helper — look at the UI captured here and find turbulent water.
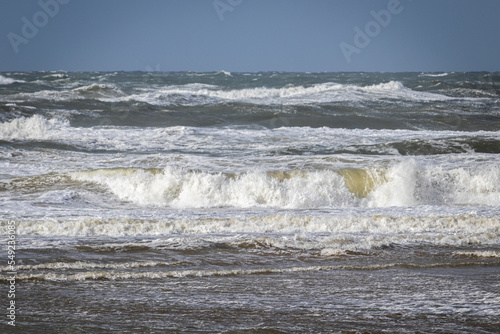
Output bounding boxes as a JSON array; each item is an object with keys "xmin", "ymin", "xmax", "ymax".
[{"xmin": 1, "ymin": 71, "xmax": 500, "ymax": 333}]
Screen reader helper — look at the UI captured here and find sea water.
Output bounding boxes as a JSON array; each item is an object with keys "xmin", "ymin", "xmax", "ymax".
[{"xmin": 1, "ymin": 71, "xmax": 499, "ymax": 333}]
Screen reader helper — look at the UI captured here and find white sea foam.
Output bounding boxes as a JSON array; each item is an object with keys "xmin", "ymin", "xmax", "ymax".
[
  {"xmin": 0, "ymin": 260, "xmax": 180, "ymax": 272},
  {"xmin": 66, "ymin": 160, "xmax": 500, "ymax": 209},
  {"xmin": 5, "ymin": 84, "xmax": 123, "ymax": 102},
  {"xmin": 419, "ymin": 73, "xmax": 451, "ymax": 77},
  {"xmin": 3, "ymin": 115, "xmax": 497, "ymax": 155},
  {"xmin": 453, "ymin": 251, "xmax": 500, "ymax": 258},
  {"xmin": 100, "ymin": 81, "xmax": 454, "ymax": 106},
  {"xmin": 369, "ymin": 161, "xmax": 500, "ymax": 207},
  {"xmin": 8, "ymin": 214, "xmax": 499, "ymax": 250},
  {"xmin": 3, "ymin": 261, "xmax": 494, "ymax": 281},
  {"xmin": 361, "ymin": 81, "xmax": 453, "ymax": 101},
  {"xmin": 0, "ymin": 115, "xmax": 69, "ymax": 140},
  {"xmin": 72, "ymin": 83, "xmax": 125, "ymax": 97},
  {"xmin": 2, "ymin": 118, "xmax": 500, "ymax": 209},
  {"xmin": 217, "ymin": 70, "xmax": 232, "ymax": 76},
  {"xmin": 0, "ymin": 74, "xmax": 24, "ymax": 85},
  {"xmin": 43, "ymin": 73, "xmax": 67, "ymax": 79},
  {"xmin": 69, "ymin": 167, "xmax": 357, "ymax": 208},
  {"xmin": 0, "ymin": 266, "xmax": 336, "ymax": 281},
  {"xmin": 366, "ymin": 159, "xmax": 418, "ymax": 207},
  {"xmin": 9, "ymin": 89, "xmax": 80, "ymax": 102}
]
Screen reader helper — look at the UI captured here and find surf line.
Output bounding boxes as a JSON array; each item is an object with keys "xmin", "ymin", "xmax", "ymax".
[{"xmin": 339, "ymin": 0, "xmax": 411, "ymax": 64}]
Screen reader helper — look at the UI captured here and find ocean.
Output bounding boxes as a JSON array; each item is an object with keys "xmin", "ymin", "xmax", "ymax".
[{"xmin": 1, "ymin": 71, "xmax": 499, "ymax": 333}]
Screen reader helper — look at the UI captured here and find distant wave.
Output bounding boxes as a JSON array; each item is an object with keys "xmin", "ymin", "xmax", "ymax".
[
  {"xmin": 419, "ymin": 72, "xmax": 451, "ymax": 77},
  {"xmin": 100, "ymin": 81, "xmax": 454, "ymax": 106},
  {"xmin": 72, "ymin": 83, "xmax": 125, "ymax": 97},
  {"xmin": 5, "ymin": 83, "xmax": 125, "ymax": 102},
  {"xmin": 216, "ymin": 70, "xmax": 232, "ymax": 76},
  {"xmin": 2, "ymin": 116, "xmax": 499, "ymax": 155},
  {"xmin": 0, "ymin": 74, "xmax": 24, "ymax": 85}
]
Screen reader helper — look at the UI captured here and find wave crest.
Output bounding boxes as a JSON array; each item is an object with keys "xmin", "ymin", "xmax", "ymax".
[
  {"xmin": 66, "ymin": 161, "xmax": 500, "ymax": 209},
  {"xmin": 0, "ymin": 74, "xmax": 24, "ymax": 85},
  {"xmin": 72, "ymin": 83, "xmax": 124, "ymax": 98},
  {"xmin": 0, "ymin": 115, "xmax": 69, "ymax": 141},
  {"xmin": 101, "ymin": 81, "xmax": 453, "ymax": 106},
  {"xmin": 70, "ymin": 167, "xmax": 358, "ymax": 208}
]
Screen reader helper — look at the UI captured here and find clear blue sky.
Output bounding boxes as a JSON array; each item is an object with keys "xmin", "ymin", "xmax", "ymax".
[{"xmin": 1, "ymin": 0, "xmax": 499, "ymax": 72}]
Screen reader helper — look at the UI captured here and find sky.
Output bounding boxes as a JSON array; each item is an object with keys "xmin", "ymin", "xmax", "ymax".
[{"xmin": 1, "ymin": 0, "xmax": 499, "ymax": 72}]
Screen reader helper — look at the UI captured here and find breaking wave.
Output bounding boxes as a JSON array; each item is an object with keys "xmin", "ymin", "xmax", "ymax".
[
  {"xmin": 65, "ymin": 161, "xmax": 500, "ymax": 208},
  {"xmin": 0, "ymin": 74, "xmax": 24, "ymax": 85},
  {"xmin": 71, "ymin": 83, "xmax": 125, "ymax": 98},
  {"xmin": 0, "ymin": 115, "xmax": 69, "ymax": 140},
  {"xmin": 101, "ymin": 81, "xmax": 454, "ymax": 106}
]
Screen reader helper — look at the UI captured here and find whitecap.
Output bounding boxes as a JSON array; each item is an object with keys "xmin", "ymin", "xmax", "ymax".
[
  {"xmin": 0, "ymin": 115, "xmax": 69, "ymax": 141},
  {"xmin": 0, "ymin": 74, "xmax": 24, "ymax": 85}
]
